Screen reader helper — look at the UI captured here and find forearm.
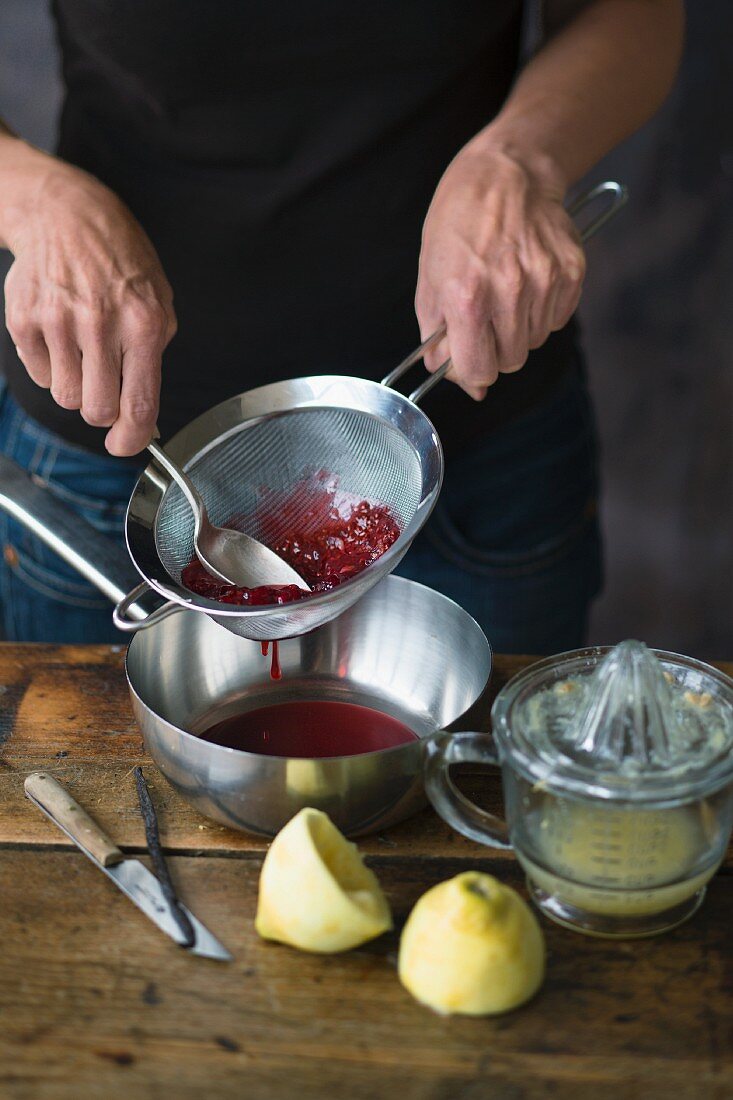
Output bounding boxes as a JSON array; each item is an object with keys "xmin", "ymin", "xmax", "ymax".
[
  {"xmin": 0, "ymin": 118, "xmax": 59, "ymax": 251},
  {"xmin": 472, "ymin": 0, "xmax": 685, "ymax": 193}
]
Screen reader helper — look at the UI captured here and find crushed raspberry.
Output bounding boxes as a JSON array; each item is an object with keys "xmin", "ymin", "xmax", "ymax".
[{"xmin": 181, "ymin": 499, "xmax": 400, "ymax": 607}]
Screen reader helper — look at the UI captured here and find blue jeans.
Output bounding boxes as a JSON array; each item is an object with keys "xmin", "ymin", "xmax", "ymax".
[
  {"xmin": 396, "ymin": 364, "xmax": 603, "ymax": 653},
  {"xmin": 0, "ymin": 381, "xmax": 142, "ymax": 642},
  {"xmin": 0, "ymin": 367, "xmax": 602, "ymax": 650}
]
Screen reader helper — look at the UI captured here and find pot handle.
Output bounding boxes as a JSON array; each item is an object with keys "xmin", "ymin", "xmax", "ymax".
[
  {"xmin": 423, "ymin": 730, "xmax": 512, "ymax": 849},
  {"xmin": 382, "ymin": 179, "xmax": 629, "ymax": 405},
  {"xmin": 0, "ymin": 454, "xmax": 178, "ymax": 628}
]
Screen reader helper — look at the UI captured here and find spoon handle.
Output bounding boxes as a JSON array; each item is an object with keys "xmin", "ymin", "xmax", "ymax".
[{"xmin": 147, "ymin": 439, "xmax": 205, "ymax": 528}]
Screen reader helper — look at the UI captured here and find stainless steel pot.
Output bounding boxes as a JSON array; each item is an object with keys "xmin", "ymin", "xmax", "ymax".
[
  {"xmin": 0, "ymin": 456, "xmax": 491, "ymax": 835},
  {"xmin": 127, "ymin": 575, "xmax": 491, "ymax": 835}
]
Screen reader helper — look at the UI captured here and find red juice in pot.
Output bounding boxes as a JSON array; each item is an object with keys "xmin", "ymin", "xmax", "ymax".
[{"xmin": 197, "ymin": 700, "xmax": 419, "ymax": 758}]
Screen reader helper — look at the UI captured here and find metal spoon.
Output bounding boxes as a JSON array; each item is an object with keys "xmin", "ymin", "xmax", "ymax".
[{"xmin": 147, "ymin": 440, "xmax": 310, "ymax": 590}]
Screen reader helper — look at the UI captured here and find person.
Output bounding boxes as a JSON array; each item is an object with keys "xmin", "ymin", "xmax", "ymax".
[{"xmin": 0, "ymin": 1, "xmax": 683, "ymax": 651}]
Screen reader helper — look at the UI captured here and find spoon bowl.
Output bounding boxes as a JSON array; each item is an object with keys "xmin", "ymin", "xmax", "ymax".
[{"xmin": 147, "ymin": 439, "xmax": 310, "ymax": 590}]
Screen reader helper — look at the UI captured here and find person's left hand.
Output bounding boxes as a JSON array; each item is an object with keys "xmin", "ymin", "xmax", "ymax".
[{"xmin": 416, "ymin": 139, "xmax": 586, "ymax": 400}]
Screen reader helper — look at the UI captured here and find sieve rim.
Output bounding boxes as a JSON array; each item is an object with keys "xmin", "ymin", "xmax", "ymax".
[{"xmin": 124, "ymin": 375, "xmax": 444, "ymax": 619}]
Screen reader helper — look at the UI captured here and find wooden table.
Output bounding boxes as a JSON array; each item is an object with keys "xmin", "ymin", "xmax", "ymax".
[{"xmin": 0, "ymin": 644, "xmax": 731, "ymax": 1100}]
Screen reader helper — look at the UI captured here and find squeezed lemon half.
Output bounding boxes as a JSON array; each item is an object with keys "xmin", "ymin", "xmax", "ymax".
[
  {"xmin": 255, "ymin": 807, "xmax": 393, "ymax": 953},
  {"xmin": 398, "ymin": 871, "xmax": 545, "ymax": 1015}
]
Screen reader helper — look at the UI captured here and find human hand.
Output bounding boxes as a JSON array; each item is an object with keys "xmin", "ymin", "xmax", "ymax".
[
  {"xmin": 2, "ymin": 143, "xmax": 176, "ymax": 454},
  {"xmin": 416, "ymin": 139, "xmax": 585, "ymax": 400}
]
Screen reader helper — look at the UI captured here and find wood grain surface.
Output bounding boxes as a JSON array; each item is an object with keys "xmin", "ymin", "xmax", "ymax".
[{"xmin": 0, "ymin": 643, "xmax": 731, "ymax": 1100}]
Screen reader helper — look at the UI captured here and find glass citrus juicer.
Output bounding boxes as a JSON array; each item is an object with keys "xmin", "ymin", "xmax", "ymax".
[{"xmin": 424, "ymin": 641, "xmax": 733, "ymax": 937}]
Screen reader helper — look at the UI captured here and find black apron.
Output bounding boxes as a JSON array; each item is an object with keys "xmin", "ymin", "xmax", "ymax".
[{"xmin": 3, "ymin": 0, "xmax": 578, "ymax": 456}]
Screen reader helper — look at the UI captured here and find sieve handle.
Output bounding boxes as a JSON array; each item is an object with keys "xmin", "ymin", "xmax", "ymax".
[
  {"xmin": 423, "ymin": 730, "xmax": 512, "ymax": 849},
  {"xmin": 112, "ymin": 581, "xmax": 181, "ymax": 632},
  {"xmin": 382, "ymin": 179, "xmax": 629, "ymax": 405}
]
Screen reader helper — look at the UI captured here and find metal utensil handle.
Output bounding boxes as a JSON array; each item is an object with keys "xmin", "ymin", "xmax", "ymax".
[
  {"xmin": 0, "ymin": 454, "xmax": 178, "ymax": 630},
  {"xmin": 382, "ymin": 179, "xmax": 629, "ymax": 405},
  {"xmin": 24, "ymin": 771, "xmax": 124, "ymax": 867},
  {"xmin": 146, "ymin": 439, "xmax": 205, "ymax": 529},
  {"xmin": 423, "ymin": 730, "xmax": 512, "ymax": 849},
  {"xmin": 566, "ymin": 179, "xmax": 628, "ymax": 240},
  {"xmin": 0, "ymin": 454, "xmax": 139, "ymax": 602},
  {"xmin": 112, "ymin": 582, "xmax": 181, "ymax": 631}
]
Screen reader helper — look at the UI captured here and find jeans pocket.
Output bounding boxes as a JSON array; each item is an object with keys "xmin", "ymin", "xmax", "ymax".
[
  {"xmin": 41, "ymin": 475, "xmax": 130, "ymax": 535},
  {"xmin": 39, "ymin": 444, "xmax": 139, "ymax": 537},
  {"xmin": 1, "ymin": 537, "xmax": 111, "ymax": 610},
  {"xmin": 426, "ymin": 495, "xmax": 600, "ymax": 578}
]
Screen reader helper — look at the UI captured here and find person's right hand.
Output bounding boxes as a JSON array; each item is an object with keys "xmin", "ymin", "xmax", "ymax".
[{"xmin": 1, "ymin": 141, "xmax": 176, "ymax": 455}]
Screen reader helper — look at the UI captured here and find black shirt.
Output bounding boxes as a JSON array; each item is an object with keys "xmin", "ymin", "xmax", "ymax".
[{"xmin": 3, "ymin": 0, "xmax": 578, "ymax": 456}]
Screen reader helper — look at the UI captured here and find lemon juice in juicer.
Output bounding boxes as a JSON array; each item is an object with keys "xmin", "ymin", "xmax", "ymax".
[{"xmin": 426, "ymin": 640, "xmax": 733, "ymax": 937}]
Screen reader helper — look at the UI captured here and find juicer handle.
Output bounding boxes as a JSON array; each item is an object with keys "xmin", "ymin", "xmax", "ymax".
[
  {"xmin": 382, "ymin": 179, "xmax": 629, "ymax": 405},
  {"xmin": 423, "ymin": 730, "xmax": 512, "ymax": 849}
]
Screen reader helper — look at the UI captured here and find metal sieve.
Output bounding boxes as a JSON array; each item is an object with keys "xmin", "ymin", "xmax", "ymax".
[{"xmin": 114, "ymin": 369, "xmax": 444, "ymax": 641}]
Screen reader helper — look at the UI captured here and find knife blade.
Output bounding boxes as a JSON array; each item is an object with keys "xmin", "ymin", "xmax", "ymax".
[{"xmin": 24, "ymin": 771, "xmax": 232, "ymax": 962}]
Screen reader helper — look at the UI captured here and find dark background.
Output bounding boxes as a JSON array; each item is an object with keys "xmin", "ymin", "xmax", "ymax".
[{"xmin": 0, "ymin": 1, "xmax": 730, "ymax": 658}]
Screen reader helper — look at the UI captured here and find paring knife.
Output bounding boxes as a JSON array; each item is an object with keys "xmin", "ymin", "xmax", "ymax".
[{"xmin": 24, "ymin": 771, "xmax": 232, "ymax": 962}]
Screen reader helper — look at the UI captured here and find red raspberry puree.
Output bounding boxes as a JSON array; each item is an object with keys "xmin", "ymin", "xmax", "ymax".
[
  {"xmin": 181, "ymin": 498, "xmax": 400, "ymax": 607},
  {"xmin": 180, "ymin": 485, "xmax": 401, "ymax": 681}
]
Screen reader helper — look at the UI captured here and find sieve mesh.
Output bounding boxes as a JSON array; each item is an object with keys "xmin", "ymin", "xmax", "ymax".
[{"xmin": 154, "ymin": 407, "xmax": 423, "ymax": 585}]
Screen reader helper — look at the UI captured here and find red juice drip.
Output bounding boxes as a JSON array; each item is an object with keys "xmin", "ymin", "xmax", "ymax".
[
  {"xmin": 197, "ymin": 700, "xmax": 419, "ymax": 758},
  {"xmin": 258, "ymin": 640, "xmax": 281, "ymax": 679}
]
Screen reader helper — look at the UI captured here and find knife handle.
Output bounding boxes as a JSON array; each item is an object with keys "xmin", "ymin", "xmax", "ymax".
[{"xmin": 24, "ymin": 772, "xmax": 124, "ymax": 868}]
